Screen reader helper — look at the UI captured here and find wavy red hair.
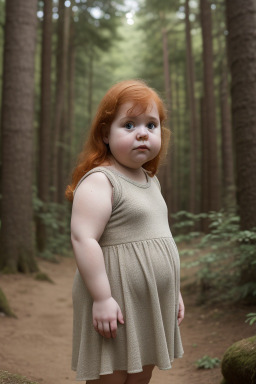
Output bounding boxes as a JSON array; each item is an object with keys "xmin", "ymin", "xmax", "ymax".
[{"xmin": 65, "ymin": 79, "xmax": 170, "ymax": 201}]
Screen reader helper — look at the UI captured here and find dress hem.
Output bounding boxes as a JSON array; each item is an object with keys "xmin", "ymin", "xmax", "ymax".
[{"xmin": 72, "ymin": 353, "xmax": 184, "ymax": 381}]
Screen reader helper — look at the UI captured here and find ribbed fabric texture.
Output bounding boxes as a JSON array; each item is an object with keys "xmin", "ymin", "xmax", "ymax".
[{"xmin": 72, "ymin": 167, "xmax": 184, "ymax": 381}]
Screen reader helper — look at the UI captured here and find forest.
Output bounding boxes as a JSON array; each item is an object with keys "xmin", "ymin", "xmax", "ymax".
[{"xmin": 0, "ymin": 0, "xmax": 256, "ymax": 383}]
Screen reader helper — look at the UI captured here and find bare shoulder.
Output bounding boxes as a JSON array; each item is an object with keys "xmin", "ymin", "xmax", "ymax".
[
  {"xmin": 73, "ymin": 172, "xmax": 113, "ymax": 202},
  {"xmin": 71, "ymin": 172, "xmax": 113, "ymax": 241}
]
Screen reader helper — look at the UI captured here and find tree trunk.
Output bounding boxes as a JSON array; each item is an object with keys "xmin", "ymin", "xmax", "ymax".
[
  {"xmin": 200, "ymin": 0, "xmax": 221, "ymax": 212},
  {"xmin": 219, "ymin": 62, "xmax": 236, "ymax": 209},
  {"xmin": 171, "ymin": 38, "xmax": 180, "ymax": 214},
  {"xmin": 36, "ymin": 0, "xmax": 53, "ymax": 252},
  {"xmin": 185, "ymin": 0, "xmax": 198, "ymax": 214},
  {"xmin": 57, "ymin": 107, "xmax": 68, "ymax": 203},
  {"xmin": 173, "ymin": 61, "xmax": 182, "ymax": 212},
  {"xmin": 67, "ymin": 12, "xmax": 76, "ymax": 175},
  {"xmin": 52, "ymin": 0, "xmax": 70, "ymax": 202},
  {"xmin": 161, "ymin": 26, "xmax": 174, "ymax": 214},
  {"xmin": 87, "ymin": 47, "xmax": 94, "ymax": 128},
  {"xmin": 226, "ymin": 0, "xmax": 256, "ymax": 229},
  {"xmin": 0, "ymin": 0, "xmax": 38, "ymax": 272},
  {"xmin": 200, "ymin": 97, "xmax": 210, "ymax": 232}
]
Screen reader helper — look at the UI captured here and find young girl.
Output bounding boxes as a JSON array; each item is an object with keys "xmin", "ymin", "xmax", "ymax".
[{"xmin": 66, "ymin": 79, "xmax": 184, "ymax": 384}]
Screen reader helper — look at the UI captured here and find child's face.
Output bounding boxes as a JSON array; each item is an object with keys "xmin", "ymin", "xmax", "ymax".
[{"xmin": 103, "ymin": 101, "xmax": 161, "ymax": 169}]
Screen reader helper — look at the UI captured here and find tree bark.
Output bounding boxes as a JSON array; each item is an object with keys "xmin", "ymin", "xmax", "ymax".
[
  {"xmin": 36, "ymin": 0, "xmax": 53, "ymax": 252},
  {"xmin": 87, "ymin": 47, "xmax": 94, "ymax": 128},
  {"xmin": 219, "ymin": 62, "xmax": 235, "ymax": 208},
  {"xmin": 57, "ymin": 107, "xmax": 68, "ymax": 203},
  {"xmin": 67, "ymin": 11, "xmax": 76, "ymax": 175},
  {"xmin": 52, "ymin": 0, "xmax": 70, "ymax": 202},
  {"xmin": 0, "ymin": 0, "xmax": 38, "ymax": 272},
  {"xmin": 161, "ymin": 25, "xmax": 174, "ymax": 213},
  {"xmin": 173, "ymin": 63, "xmax": 181, "ymax": 212},
  {"xmin": 185, "ymin": 0, "xmax": 198, "ymax": 214},
  {"xmin": 200, "ymin": 0, "xmax": 221, "ymax": 212},
  {"xmin": 226, "ymin": 0, "xmax": 256, "ymax": 229},
  {"xmin": 200, "ymin": 97, "xmax": 210, "ymax": 232}
]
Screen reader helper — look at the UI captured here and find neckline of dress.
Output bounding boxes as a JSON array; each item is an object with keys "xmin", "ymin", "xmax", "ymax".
[{"xmin": 100, "ymin": 166, "xmax": 151, "ymax": 188}]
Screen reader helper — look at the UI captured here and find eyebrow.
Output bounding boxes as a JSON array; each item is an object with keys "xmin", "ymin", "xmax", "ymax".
[{"xmin": 120, "ymin": 115, "xmax": 160, "ymax": 122}]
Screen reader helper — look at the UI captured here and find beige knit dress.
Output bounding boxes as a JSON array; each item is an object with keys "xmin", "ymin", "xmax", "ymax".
[{"xmin": 71, "ymin": 166, "xmax": 184, "ymax": 381}]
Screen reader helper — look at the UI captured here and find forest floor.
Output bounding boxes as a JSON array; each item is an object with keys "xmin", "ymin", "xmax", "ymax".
[{"xmin": 0, "ymin": 251, "xmax": 255, "ymax": 384}]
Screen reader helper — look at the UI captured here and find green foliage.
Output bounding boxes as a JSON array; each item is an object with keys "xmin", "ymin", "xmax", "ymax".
[
  {"xmin": 174, "ymin": 210, "xmax": 256, "ymax": 304},
  {"xmin": 245, "ymin": 313, "xmax": 256, "ymax": 326},
  {"xmin": 0, "ymin": 370, "xmax": 39, "ymax": 384},
  {"xmin": 33, "ymin": 192, "xmax": 71, "ymax": 261},
  {"xmin": 172, "ymin": 210, "xmax": 206, "ymax": 243},
  {"xmin": 195, "ymin": 355, "xmax": 220, "ymax": 369}
]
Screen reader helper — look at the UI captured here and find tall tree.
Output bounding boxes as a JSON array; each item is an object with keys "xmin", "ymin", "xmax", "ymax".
[
  {"xmin": 200, "ymin": 97, "xmax": 209, "ymax": 231},
  {"xmin": 200, "ymin": 0, "xmax": 221, "ymax": 213},
  {"xmin": 226, "ymin": 0, "xmax": 256, "ymax": 229},
  {"xmin": 213, "ymin": 1, "xmax": 235, "ymax": 209},
  {"xmin": 0, "ymin": 0, "xmax": 38, "ymax": 272},
  {"xmin": 185, "ymin": 0, "xmax": 198, "ymax": 214},
  {"xmin": 52, "ymin": 0, "xmax": 70, "ymax": 202},
  {"xmin": 67, "ymin": 5, "xmax": 76, "ymax": 173},
  {"xmin": 160, "ymin": 12, "xmax": 174, "ymax": 212},
  {"xmin": 36, "ymin": 0, "xmax": 53, "ymax": 251},
  {"xmin": 219, "ymin": 61, "xmax": 235, "ymax": 208}
]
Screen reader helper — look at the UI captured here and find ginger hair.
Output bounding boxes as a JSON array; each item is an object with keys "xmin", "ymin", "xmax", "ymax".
[{"xmin": 65, "ymin": 79, "xmax": 170, "ymax": 201}]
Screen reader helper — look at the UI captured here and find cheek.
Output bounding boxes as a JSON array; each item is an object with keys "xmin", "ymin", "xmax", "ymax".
[
  {"xmin": 109, "ymin": 136, "xmax": 132, "ymax": 154},
  {"xmin": 153, "ymin": 135, "xmax": 161, "ymax": 149}
]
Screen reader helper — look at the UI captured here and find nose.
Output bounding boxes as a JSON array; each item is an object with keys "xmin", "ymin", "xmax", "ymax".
[{"xmin": 136, "ymin": 125, "xmax": 149, "ymax": 141}]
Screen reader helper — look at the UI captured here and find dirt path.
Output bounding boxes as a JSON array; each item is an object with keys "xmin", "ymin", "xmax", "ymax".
[{"xmin": 0, "ymin": 257, "xmax": 254, "ymax": 384}]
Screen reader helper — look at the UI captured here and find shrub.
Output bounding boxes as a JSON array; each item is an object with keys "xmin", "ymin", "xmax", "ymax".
[
  {"xmin": 173, "ymin": 210, "xmax": 256, "ymax": 304},
  {"xmin": 33, "ymin": 189, "xmax": 72, "ymax": 261},
  {"xmin": 195, "ymin": 355, "xmax": 220, "ymax": 369}
]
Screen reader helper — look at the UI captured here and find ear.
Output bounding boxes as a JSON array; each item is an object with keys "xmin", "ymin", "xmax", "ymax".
[
  {"xmin": 103, "ymin": 135, "xmax": 109, "ymax": 144},
  {"xmin": 103, "ymin": 129, "xmax": 109, "ymax": 144}
]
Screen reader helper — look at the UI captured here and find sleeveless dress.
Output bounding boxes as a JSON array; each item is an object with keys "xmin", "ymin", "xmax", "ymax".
[{"xmin": 71, "ymin": 166, "xmax": 184, "ymax": 381}]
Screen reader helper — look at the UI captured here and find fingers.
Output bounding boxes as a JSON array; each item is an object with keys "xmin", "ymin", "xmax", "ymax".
[
  {"xmin": 109, "ymin": 319, "xmax": 117, "ymax": 338},
  {"xmin": 92, "ymin": 299, "xmax": 124, "ymax": 339},
  {"xmin": 96, "ymin": 321, "xmax": 110, "ymax": 338},
  {"xmin": 95, "ymin": 320, "xmax": 118, "ymax": 339},
  {"xmin": 177, "ymin": 306, "xmax": 185, "ymax": 326},
  {"xmin": 117, "ymin": 308, "xmax": 124, "ymax": 324},
  {"xmin": 103, "ymin": 321, "xmax": 112, "ymax": 338}
]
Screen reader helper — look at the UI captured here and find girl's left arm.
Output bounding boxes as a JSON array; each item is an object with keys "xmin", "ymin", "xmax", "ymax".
[{"xmin": 178, "ymin": 291, "xmax": 185, "ymax": 325}]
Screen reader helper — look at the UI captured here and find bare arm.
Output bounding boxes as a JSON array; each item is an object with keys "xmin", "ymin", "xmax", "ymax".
[{"xmin": 71, "ymin": 172, "xmax": 124, "ymax": 338}]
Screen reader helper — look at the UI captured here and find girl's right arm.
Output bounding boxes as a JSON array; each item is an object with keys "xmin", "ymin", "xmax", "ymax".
[{"xmin": 71, "ymin": 172, "xmax": 124, "ymax": 339}]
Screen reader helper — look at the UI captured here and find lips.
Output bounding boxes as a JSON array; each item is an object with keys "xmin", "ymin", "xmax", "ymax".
[{"xmin": 135, "ymin": 145, "xmax": 149, "ymax": 150}]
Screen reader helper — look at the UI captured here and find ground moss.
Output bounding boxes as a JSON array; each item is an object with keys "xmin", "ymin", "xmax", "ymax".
[
  {"xmin": 0, "ymin": 370, "xmax": 39, "ymax": 384},
  {"xmin": 34, "ymin": 272, "xmax": 54, "ymax": 284},
  {"xmin": 0, "ymin": 288, "xmax": 16, "ymax": 317},
  {"xmin": 221, "ymin": 336, "xmax": 256, "ymax": 384}
]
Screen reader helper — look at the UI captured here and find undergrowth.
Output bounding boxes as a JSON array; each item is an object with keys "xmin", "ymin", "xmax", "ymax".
[
  {"xmin": 172, "ymin": 210, "xmax": 256, "ymax": 305},
  {"xmin": 33, "ymin": 189, "xmax": 72, "ymax": 262},
  {"xmin": 195, "ymin": 355, "xmax": 220, "ymax": 369}
]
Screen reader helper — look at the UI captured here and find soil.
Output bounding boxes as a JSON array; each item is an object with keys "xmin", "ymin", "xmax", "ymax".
[{"xmin": 0, "ymin": 255, "xmax": 255, "ymax": 384}]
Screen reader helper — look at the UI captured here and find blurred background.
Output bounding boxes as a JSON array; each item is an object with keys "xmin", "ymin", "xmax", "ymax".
[{"xmin": 0, "ymin": 0, "xmax": 256, "ymax": 307}]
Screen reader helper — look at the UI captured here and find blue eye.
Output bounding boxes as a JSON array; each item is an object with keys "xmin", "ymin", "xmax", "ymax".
[
  {"xmin": 125, "ymin": 122, "xmax": 135, "ymax": 129},
  {"xmin": 147, "ymin": 122, "xmax": 156, "ymax": 130}
]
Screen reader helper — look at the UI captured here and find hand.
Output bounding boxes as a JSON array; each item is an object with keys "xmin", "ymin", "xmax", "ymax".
[
  {"xmin": 177, "ymin": 291, "xmax": 185, "ymax": 326},
  {"xmin": 92, "ymin": 297, "xmax": 124, "ymax": 338}
]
